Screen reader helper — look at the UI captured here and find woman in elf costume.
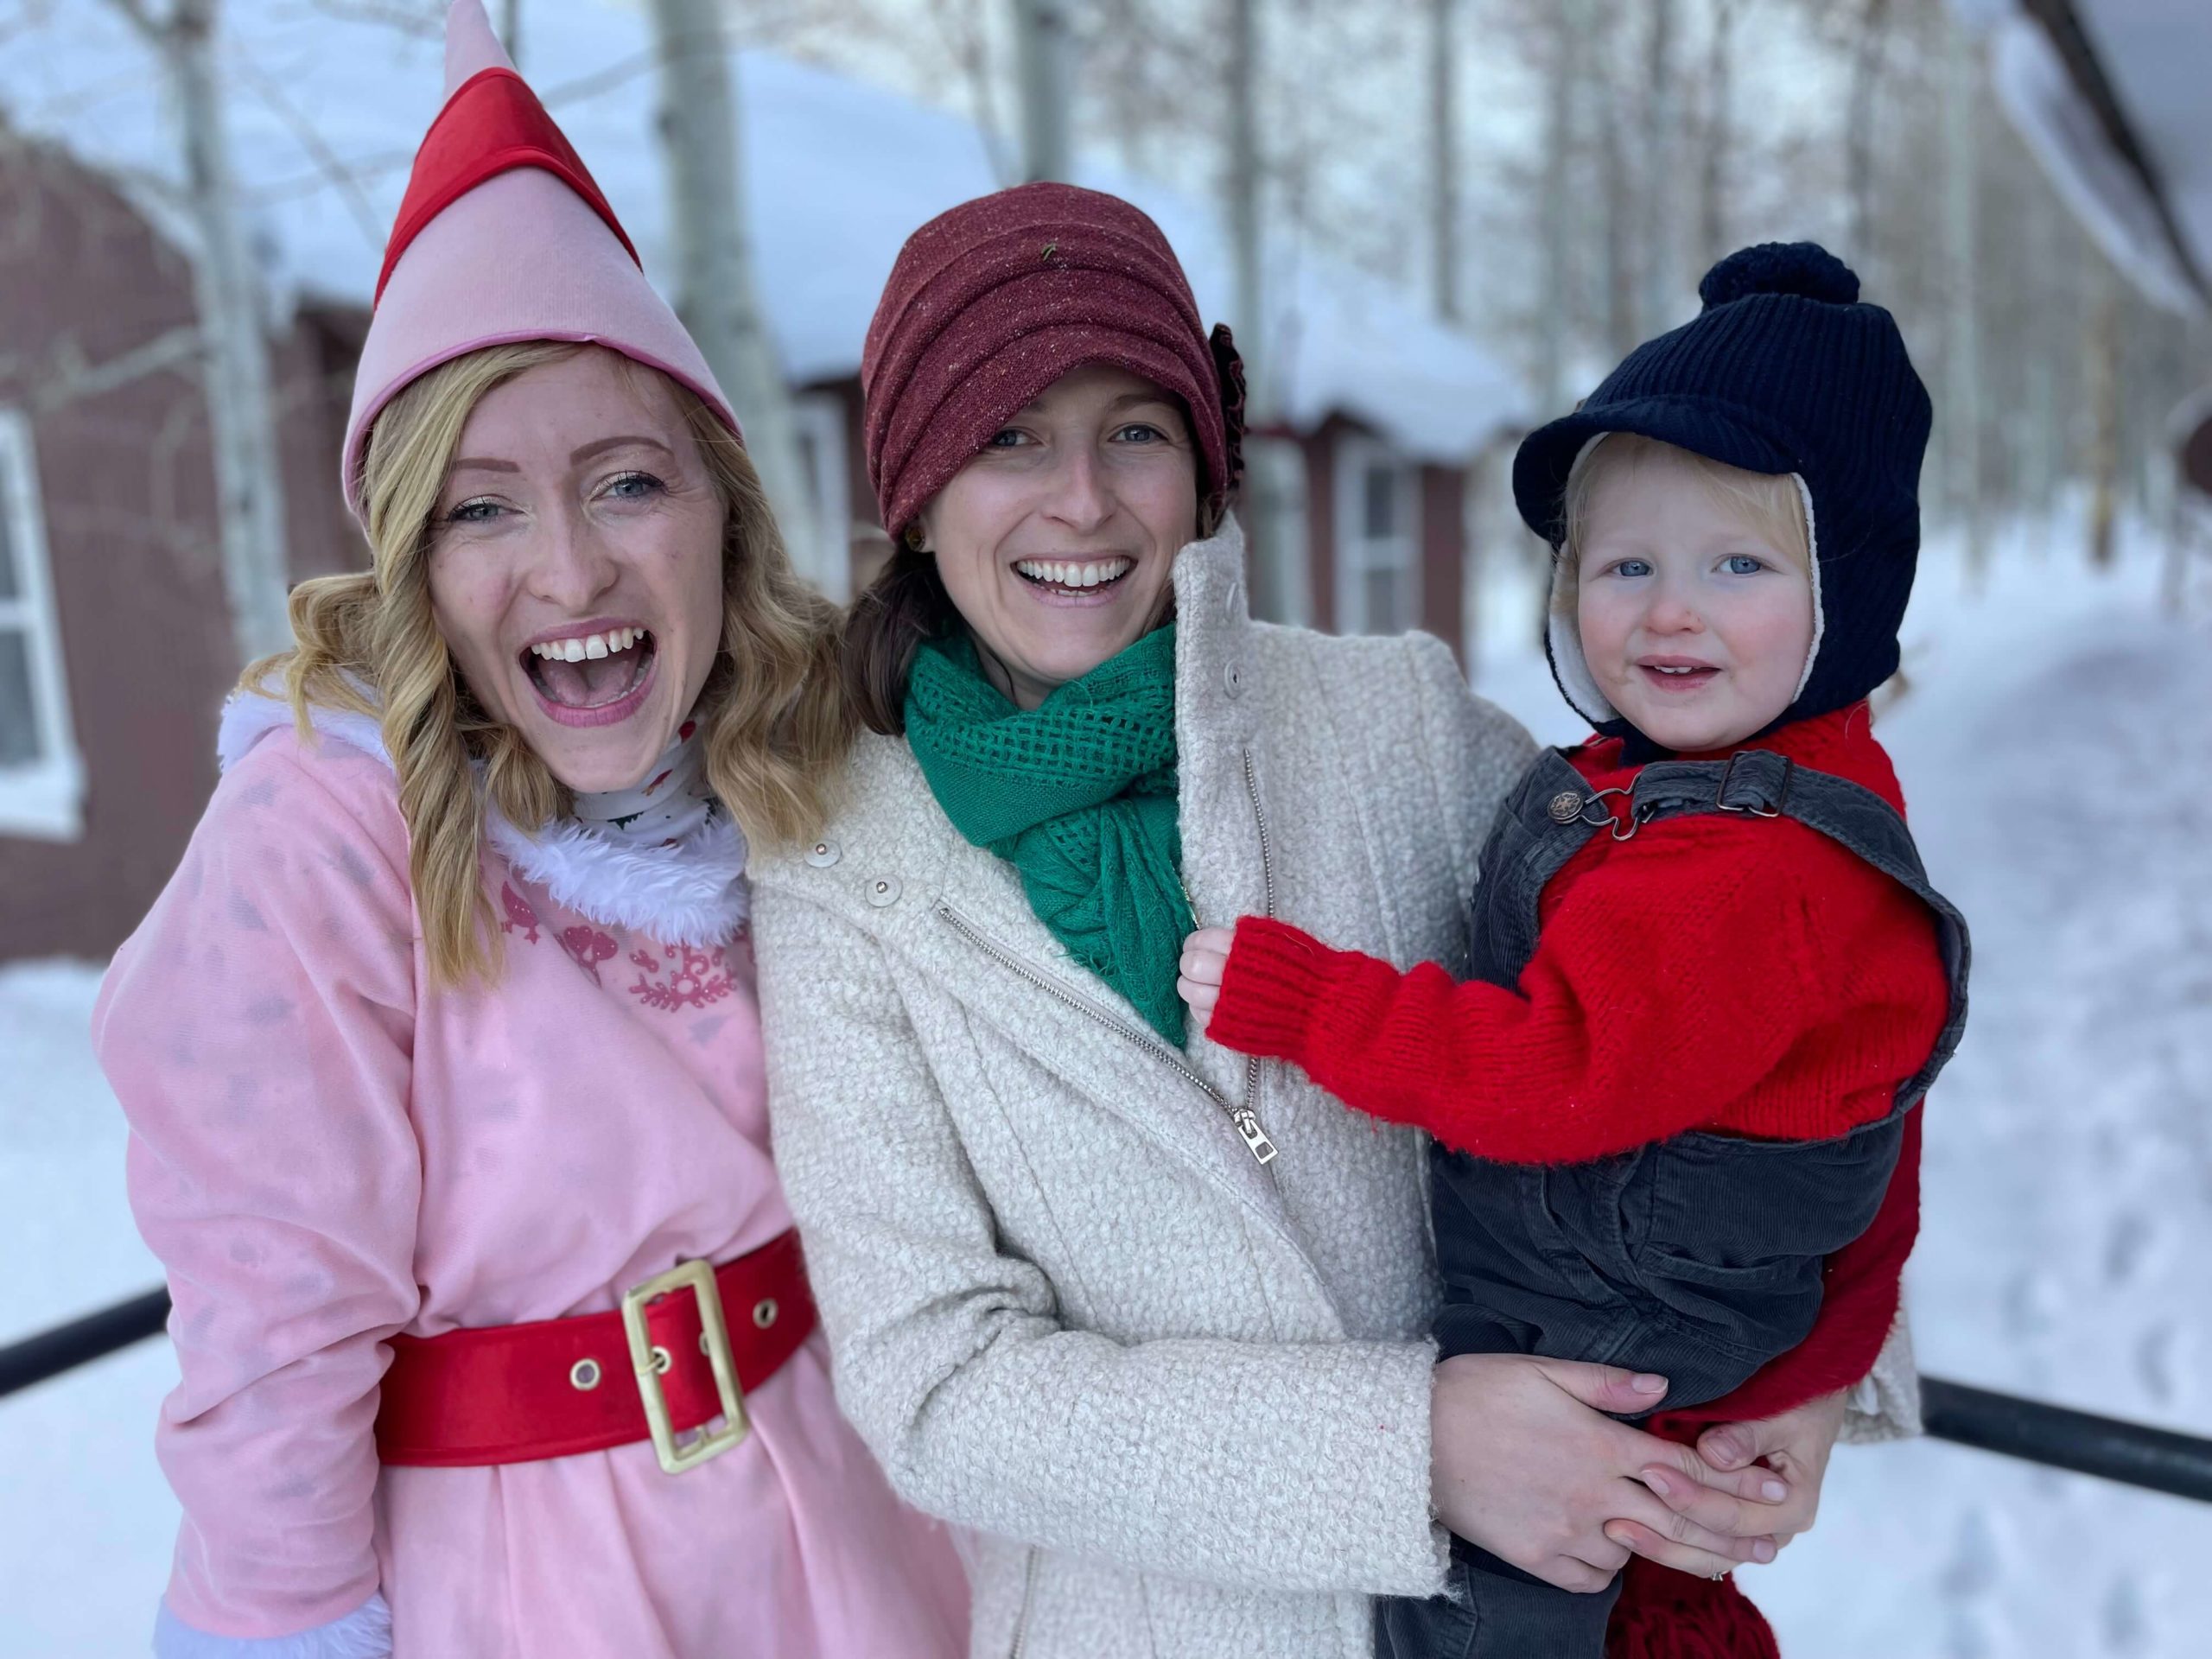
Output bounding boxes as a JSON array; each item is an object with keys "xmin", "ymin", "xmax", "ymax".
[
  {"xmin": 747, "ymin": 182, "xmax": 1923, "ymax": 1659},
  {"xmin": 93, "ymin": 4, "xmax": 965, "ymax": 1654}
]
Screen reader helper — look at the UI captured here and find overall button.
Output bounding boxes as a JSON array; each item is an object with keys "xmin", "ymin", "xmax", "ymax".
[
  {"xmin": 866, "ymin": 876, "xmax": 902, "ymax": 908},
  {"xmin": 804, "ymin": 839, "xmax": 841, "ymax": 868},
  {"xmin": 1547, "ymin": 791, "xmax": 1584, "ymax": 824},
  {"xmin": 1222, "ymin": 659, "xmax": 1245, "ymax": 699}
]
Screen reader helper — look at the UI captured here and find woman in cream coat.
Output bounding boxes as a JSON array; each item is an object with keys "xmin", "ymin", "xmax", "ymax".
[{"xmin": 751, "ymin": 184, "xmax": 1916, "ymax": 1658}]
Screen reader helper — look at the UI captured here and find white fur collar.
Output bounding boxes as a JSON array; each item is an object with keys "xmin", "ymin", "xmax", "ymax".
[{"xmin": 216, "ymin": 687, "xmax": 749, "ymax": 945}]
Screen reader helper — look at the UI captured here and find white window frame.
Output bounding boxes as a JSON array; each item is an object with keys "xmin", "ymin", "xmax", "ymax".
[
  {"xmin": 0, "ymin": 408, "xmax": 84, "ymax": 842},
  {"xmin": 791, "ymin": 391, "xmax": 853, "ymax": 604},
  {"xmin": 1332, "ymin": 433, "xmax": 1421, "ymax": 635}
]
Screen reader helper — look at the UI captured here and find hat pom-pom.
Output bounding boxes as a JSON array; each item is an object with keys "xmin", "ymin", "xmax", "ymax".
[{"xmin": 1698, "ymin": 242, "xmax": 1860, "ymax": 309}]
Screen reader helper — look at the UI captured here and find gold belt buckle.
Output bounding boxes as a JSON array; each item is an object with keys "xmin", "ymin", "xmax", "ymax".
[{"xmin": 620, "ymin": 1258, "xmax": 749, "ymax": 1475}]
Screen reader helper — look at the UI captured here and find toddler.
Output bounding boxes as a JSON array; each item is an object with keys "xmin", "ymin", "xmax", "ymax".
[{"xmin": 1180, "ymin": 244, "xmax": 1969, "ymax": 1659}]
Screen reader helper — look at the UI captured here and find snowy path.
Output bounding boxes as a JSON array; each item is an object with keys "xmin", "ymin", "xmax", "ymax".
[{"xmin": 3, "ymin": 531, "xmax": 2207, "ymax": 1655}]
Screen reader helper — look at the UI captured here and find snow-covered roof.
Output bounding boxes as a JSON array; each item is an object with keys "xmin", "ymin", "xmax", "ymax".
[
  {"xmin": 1972, "ymin": 0, "xmax": 2212, "ymax": 315},
  {"xmin": 0, "ymin": 0, "xmax": 1523, "ymax": 463}
]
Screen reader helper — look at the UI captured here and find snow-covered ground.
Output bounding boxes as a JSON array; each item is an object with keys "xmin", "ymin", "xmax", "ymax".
[{"xmin": 3, "ymin": 516, "xmax": 2208, "ymax": 1655}]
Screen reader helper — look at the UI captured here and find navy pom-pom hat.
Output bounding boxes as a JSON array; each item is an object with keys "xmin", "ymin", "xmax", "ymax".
[{"xmin": 1513, "ymin": 241, "xmax": 1934, "ymax": 752}]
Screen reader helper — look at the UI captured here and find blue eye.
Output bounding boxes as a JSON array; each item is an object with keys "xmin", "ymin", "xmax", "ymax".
[
  {"xmin": 985, "ymin": 429, "xmax": 1030, "ymax": 448},
  {"xmin": 1723, "ymin": 554, "xmax": 1767, "ymax": 575},
  {"xmin": 1611, "ymin": 558, "xmax": 1653, "ymax": 579},
  {"xmin": 605, "ymin": 471, "xmax": 664, "ymax": 500},
  {"xmin": 447, "ymin": 497, "xmax": 502, "ymax": 524},
  {"xmin": 1115, "ymin": 423, "xmax": 1164, "ymax": 443}
]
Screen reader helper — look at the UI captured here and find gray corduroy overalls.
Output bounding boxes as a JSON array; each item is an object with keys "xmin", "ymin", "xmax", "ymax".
[{"xmin": 1378, "ymin": 747, "xmax": 1969, "ymax": 1659}]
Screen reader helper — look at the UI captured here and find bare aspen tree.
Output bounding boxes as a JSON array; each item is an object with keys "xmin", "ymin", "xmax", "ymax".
[
  {"xmin": 647, "ymin": 0, "xmax": 830, "ymax": 595},
  {"xmin": 1942, "ymin": 10, "xmax": 1986, "ymax": 585},
  {"xmin": 1537, "ymin": 0, "xmax": 1580, "ymax": 411},
  {"xmin": 1428, "ymin": 0, "xmax": 1459, "ymax": 324},
  {"xmin": 1698, "ymin": 0, "xmax": 1738, "ymax": 270},
  {"xmin": 1013, "ymin": 0, "xmax": 1074, "ymax": 183},
  {"xmin": 1844, "ymin": 0, "xmax": 1891, "ymax": 258},
  {"xmin": 112, "ymin": 0, "xmax": 293, "ymax": 667},
  {"xmin": 1226, "ymin": 0, "xmax": 1305, "ymax": 626},
  {"xmin": 2086, "ymin": 253, "xmax": 2124, "ymax": 569},
  {"xmin": 1638, "ymin": 0, "xmax": 1678, "ymax": 328}
]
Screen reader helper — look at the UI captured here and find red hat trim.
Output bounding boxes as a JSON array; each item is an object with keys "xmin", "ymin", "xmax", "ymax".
[{"xmin": 374, "ymin": 67, "xmax": 639, "ymax": 306}]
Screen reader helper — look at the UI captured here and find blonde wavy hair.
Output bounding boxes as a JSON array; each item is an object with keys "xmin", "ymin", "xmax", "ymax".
[
  {"xmin": 1554, "ymin": 432, "xmax": 1810, "ymax": 616},
  {"xmin": 245, "ymin": 340, "xmax": 852, "ymax": 987}
]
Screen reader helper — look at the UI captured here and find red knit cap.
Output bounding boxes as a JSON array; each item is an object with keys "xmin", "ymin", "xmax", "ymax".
[{"xmin": 861, "ymin": 181, "xmax": 1244, "ymax": 543}]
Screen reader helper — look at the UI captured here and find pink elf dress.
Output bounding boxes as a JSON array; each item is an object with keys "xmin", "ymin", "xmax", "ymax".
[{"xmin": 94, "ymin": 695, "xmax": 969, "ymax": 1657}]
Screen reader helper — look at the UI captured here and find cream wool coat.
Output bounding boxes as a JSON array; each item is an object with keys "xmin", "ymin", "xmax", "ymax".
[{"xmin": 752, "ymin": 523, "xmax": 1917, "ymax": 1659}]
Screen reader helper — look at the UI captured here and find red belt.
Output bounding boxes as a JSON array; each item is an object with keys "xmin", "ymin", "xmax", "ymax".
[{"xmin": 376, "ymin": 1230, "xmax": 815, "ymax": 1474}]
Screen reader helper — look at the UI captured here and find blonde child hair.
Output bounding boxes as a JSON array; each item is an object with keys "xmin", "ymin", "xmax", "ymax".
[
  {"xmin": 246, "ymin": 340, "xmax": 852, "ymax": 987},
  {"xmin": 1551, "ymin": 433, "xmax": 1811, "ymax": 618}
]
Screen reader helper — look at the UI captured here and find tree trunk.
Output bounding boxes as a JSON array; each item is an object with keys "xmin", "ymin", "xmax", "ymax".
[
  {"xmin": 1639, "ymin": 0, "xmax": 1677, "ymax": 328},
  {"xmin": 647, "ymin": 0, "xmax": 830, "ymax": 596},
  {"xmin": 1699, "ymin": 0, "xmax": 1737, "ymax": 270},
  {"xmin": 2087, "ymin": 255, "xmax": 2122, "ymax": 569},
  {"xmin": 145, "ymin": 0, "xmax": 292, "ymax": 669},
  {"xmin": 1427, "ymin": 0, "xmax": 1459, "ymax": 324},
  {"xmin": 1844, "ymin": 0, "xmax": 1890, "ymax": 260},
  {"xmin": 1013, "ymin": 0, "xmax": 1073, "ymax": 184},
  {"xmin": 1537, "ymin": 0, "xmax": 1579, "ymax": 411},
  {"xmin": 1943, "ymin": 14, "xmax": 1986, "ymax": 587},
  {"xmin": 1599, "ymin": 77, "xmax": 1637, "ymax": 358},
  {"xmin": 1225, "ymin": 0, "xmax": 1305, "ymax": 625}
]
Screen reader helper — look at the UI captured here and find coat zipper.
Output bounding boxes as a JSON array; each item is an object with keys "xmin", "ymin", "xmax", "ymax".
[
  {"xmin": 1236, "ymin": 748, "xmax": 1276, "ymax": 1152},
  {"xmin": 1008, "ymin": 1544, "xmax": 1040, "ymax": 1659},
  {"xmin": 936, "ymin": 901, "xmax": 1277, "ymax": 1165}
]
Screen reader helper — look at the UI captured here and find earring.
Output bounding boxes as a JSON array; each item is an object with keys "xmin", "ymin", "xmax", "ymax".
[{"xmin": 903, "ymin": 523, "xmax": 928, "ymax": 554}]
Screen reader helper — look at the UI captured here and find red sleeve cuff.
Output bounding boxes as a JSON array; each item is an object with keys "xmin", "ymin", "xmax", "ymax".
[{"xmin": 1207, "ymin": 915, "xmax": 1340, "ymax": 1064}]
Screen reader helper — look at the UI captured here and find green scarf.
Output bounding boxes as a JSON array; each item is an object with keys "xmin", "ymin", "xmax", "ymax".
[{"xmin": 906, "ymin": 625, "xmax": 1193, "ymax": 1046}]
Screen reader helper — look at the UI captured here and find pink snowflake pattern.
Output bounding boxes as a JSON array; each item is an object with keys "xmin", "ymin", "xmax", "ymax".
[
  {"xmin": 560, "ymin": 925, "xmax": 619, "ymax": 983},
  {"xmin": 499, "ymin": 881, "xmax": 541, "ymax": 944},
  {"xmin": 629, "ymin": 942, "xmax": 733, "ymax": 1012}
]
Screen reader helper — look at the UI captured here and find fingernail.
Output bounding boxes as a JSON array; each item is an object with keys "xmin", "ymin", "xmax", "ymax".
[
  {"xmin": 1761, "ymin": 1478, "xmax": 1788, "ymax": 1502},
  {"xmin": 1707, "ymin": 1433, "xmax": 1744, "ymax": 1464},
  {"xmin": 1632, "ymin": 1372, "xmax": 1667, "ymax": 1395},
  {"xmin": 1643, "ymin": 1468, "xmax": 1674, "ymax": 1497},
  {"xmin": 1753, "ymin": 1540, "xmax": 1777, "ymax": 1563}
]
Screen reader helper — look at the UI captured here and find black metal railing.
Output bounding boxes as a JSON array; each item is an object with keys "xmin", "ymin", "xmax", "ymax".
[
  {"xmin": 7, "ymin": 1286, "xmax": 2212, "ymax": 1505},
  {"xmin": 0, "ymin": 1286, "xmax": 172, "ymax": 1398}
]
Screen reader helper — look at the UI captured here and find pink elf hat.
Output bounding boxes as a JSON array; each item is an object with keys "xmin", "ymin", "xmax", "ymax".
[{"xmin": 340, "ymin": 0, "xmax": 740, "ymax": 523}]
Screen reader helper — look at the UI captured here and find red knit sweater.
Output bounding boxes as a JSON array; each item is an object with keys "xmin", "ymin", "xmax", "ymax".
[{"xmin": 1207, "ymin": 703, "xmax": 1951, "ymax": 1164}]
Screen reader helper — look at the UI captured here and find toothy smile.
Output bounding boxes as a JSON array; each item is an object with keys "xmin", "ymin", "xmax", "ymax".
[
  {"xmin": 1014, "ymin": 557, "xmax": 1133, "ymax": 591},
  {"xmin": 520, "ymin": 624, "xmax": 657, "ymax": 711},
  {"xmin": 1636, "ymin": 657, "xmax": 1720, "ymax": 692}
]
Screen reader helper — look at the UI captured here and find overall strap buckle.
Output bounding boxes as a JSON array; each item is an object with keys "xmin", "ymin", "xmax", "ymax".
[{"xmin": 1713, "ymin": 751, "xmax": 1794, "ymax": 817}]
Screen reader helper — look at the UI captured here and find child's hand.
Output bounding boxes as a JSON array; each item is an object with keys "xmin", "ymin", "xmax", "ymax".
[{"xmin": 1178, "ymin": 925, "xmax": 1236, "ymax": 1033}]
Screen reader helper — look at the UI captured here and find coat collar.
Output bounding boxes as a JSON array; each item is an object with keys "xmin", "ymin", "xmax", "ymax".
[{"xmin": 811, "ymin": 515, "xmax": 1296, "ymax": 1235}]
